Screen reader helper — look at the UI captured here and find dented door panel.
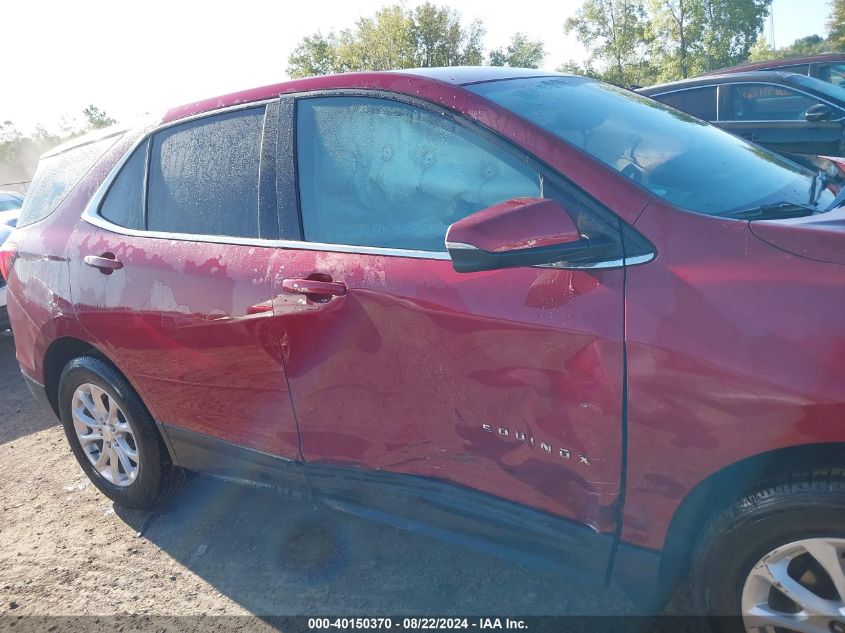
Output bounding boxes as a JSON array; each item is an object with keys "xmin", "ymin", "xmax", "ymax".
[{"xmin": 270, "ymin": 248, "xmax": 624, "ymax": 530}]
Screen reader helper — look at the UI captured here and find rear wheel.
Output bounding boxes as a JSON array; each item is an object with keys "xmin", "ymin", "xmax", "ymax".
[
  {"xmin": 0, "ymin": 304, "xmax": 9, "ymax": 331},
  {"xmin": 58, "ymin": 356, "xmax": 181, "ymax": 509},
  {"xmin": 693, "ymin": 468, "xmax": 845, "ymax": 633}
]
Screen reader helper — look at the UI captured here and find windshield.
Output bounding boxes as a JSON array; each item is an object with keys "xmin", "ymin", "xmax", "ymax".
[{"xmin": 468, "ymin": 76, "xmax": 834, "ymax": 217}]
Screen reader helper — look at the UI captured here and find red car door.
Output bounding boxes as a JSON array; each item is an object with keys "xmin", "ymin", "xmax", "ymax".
[
  {"xmin": 70, "ymin": 104, "xmax": 300, "ymax": 460},
  {"xmin": 267, "ymin": 94, "xmax": 626, "ymax": 529}
]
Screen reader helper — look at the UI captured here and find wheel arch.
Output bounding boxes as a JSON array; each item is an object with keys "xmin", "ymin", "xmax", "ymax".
[
  {"xmin": 42, "ymin": 336, "xmax": 137, "ymax": 420},
  {"xmin": 657, "ymin": 441, "xmax": 845, "ymax": 598}
]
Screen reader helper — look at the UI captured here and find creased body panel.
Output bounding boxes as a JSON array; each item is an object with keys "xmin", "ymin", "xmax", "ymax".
[
  {"xmin": 270, "ymin": 249, "xmax": 624, "ymax": 531},
  {"xmin": 624, "ymin": 200, "xmax": 845, "ymax": 549},
  {"xmin": 68, "ymin": 223, "xmax": 300, "ymax": 459}
]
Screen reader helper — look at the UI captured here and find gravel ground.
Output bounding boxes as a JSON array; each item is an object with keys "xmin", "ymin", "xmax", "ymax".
[{"xmin": 0, "ymin": 330, "xmax": 696, "ymax": 632}]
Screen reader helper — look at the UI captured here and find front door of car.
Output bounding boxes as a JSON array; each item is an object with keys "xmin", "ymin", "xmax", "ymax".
[
  {"xmin": 267, "ymin": 95, "xmax": 627, "ymax": 528},
  {"xmin": 70, "ymin": 104, "xmax": 301, "ymax": 460},
  {"xmin": 716, "ymin": 83, "xmax": 844, "ymax": 156}
]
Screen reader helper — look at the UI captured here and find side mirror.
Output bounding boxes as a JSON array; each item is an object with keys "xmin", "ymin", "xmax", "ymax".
[
  {"xmin": 445, "ymin": 197, "xmax": 612, "ymax": 273},
  {"xmin": 805, "ymin": 104, "xmax": 835, "ymax": 123}
]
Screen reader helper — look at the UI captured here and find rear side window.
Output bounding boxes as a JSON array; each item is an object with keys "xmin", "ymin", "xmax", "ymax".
[
  {"xmin": 18, "ymin": 135, "xmax": 120, "ymax": 227},
  {"xmin": 147, "ymin": 107, "xmax": 264, "ymax": 238},
  {"xmin": 99, "ymin": 139, "xmax": 148, "ymax": 230},
  {"xmin": 655, "ymin": 87, "xmax": 717, "ymax": 121}
]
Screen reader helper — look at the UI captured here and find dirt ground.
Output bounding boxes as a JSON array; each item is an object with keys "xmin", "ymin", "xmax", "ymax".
[{"xmin": 0, "ymin": 330, "xmax": 695, "ymax": 632}]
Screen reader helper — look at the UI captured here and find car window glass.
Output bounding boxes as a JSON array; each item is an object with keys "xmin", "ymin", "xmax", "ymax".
[
  {"xmin": 655, "ymin": 87, "xmax": 717, "ymax": 120},
  {"xmin": 723, "ymin": 83, "xmax": 820, "ymax": 121},
  {"xmin": 0, "ymin": 200, "xmax": 21, "ymax": 212},
  {"xmin": 99, "ymin": 139, "xmax": 148, "ymax": 230},
  {"xmin": 469, "ymin": 76, "xmax": 832, "ymax": 217},
  {"xmin": 296, "ymin": 97, "xmax": 541, "ymax": 252},
  {"xmin": 821, "ymin": 64, "xmax": 845, "ymax": 87},
  {"xmin": 768, "ymin": 64, "xmax": 810, "ymax": 76},
  {"xmin": 18, "ymin": 135, "xmax": 120, "ymax": 227},
  {"xmin": 147, "ymin": 107, "xmax": 264, "ymax": 237}
]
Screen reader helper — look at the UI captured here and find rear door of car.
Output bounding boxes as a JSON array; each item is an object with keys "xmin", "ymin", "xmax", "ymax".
[
  {"xmin": 69, "ymin": 103, "xmax": 301, "ymax": 460},
  {"xmin": 716, "ymin": 82, "xmax": 844, "ymax": 155},
  {"xmin": 265, "ymin": 93, "xmax": 627, "ymax": 529}
]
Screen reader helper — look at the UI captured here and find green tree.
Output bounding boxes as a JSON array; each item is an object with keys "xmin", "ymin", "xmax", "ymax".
[
  {"xmin": 648, "ymin": 0, "xmax": 704, "ymax": 78},
  {"xmin": 287, "ymin": 32, "xmax": 341, "ymax": 78},
  {"xmin": 287, "ymin": 3, "xmax": 489, "ymax": 77},
  {"xmin": 565, "ymin": 0, "xmax": 653, "ymax": 85},
  {"xmin": 82, "ymin": 105, "xmax": 116, "ymax": 129},
  {"xmin": 488, "ymin": 32, "xmax": 546, "ymax": 68},
  {"xmin": 748, "ymin": 33, "xmax": 774, "ymax": 61},
  {"xmin": 411, "ymin": 3, "xmax": 484, "ymax": 66},
  {"xmin": 829, "ymin": 0, "xmax": 845, "ymax": 49},
  {"xmin": 649, "ymin": 0, "xmax": 769, "ymax": 78},
  {"xmin": 341, "ymin": 5, "xmax": 417, "ymax": 70},
  {"xmin": 698, "ymin": 0, "xmax": 770, "ymax": 71}
]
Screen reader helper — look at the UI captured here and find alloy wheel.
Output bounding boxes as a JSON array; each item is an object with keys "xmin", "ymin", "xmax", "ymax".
[
  {"xmin": 742, "ymin": 537, "xmax": 845, "ymax": 633},
  {"xmin": 71, "ymin": 383, "xmax": 139, "ymax": 487}
]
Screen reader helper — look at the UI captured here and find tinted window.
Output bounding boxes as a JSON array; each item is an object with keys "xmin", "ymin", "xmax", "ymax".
[
  {"xmin": 823, "ymin": 64, "xmax": 845, "ymax": 86},
  {"xmin": 723, "ymin": 83, "xmax": 820, "ymax": 121},
  {"xmin": 99, "ymin": 139, "xmax": 148, "ymax": 230},
  {"xmin": 296, "ymin": 97, "xmax": 541, "ymax": 251},
  {"xmin": 768, "ymin": 63, "xmax": 811, "ymax": 76},
  {"xmin": 655, "ymin": 87, "xmax": 717, "ymax": 121},
  {"xmin": 0, "ymin": 199, "xmax": 21, "ymax": 212},
  {"xmin": 147, "ymin": 107, "xmax": 264, "ymax": 237},
  {"xmin": 788, "ymin": 74, "xmax": 845, "ymax": 104},
  {"xmin": 18, "ymin": 135, "xmax": 120, "ymax": 227},
  {"xmin": 469, "ymin": 76, "xmax": 833, "ymax": 216}
]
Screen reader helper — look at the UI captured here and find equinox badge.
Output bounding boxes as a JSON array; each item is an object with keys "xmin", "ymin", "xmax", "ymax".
[{"xmin": 482, "ymin": 424, "xmax": 591, "ymax": 465}]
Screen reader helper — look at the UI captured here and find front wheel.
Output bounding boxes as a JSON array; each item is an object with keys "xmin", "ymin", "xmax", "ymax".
[
  {"xmin": 58, "ymin": 355, "xmax": 181, "ymax": 509},
  {"xmin": 693, "ymin": 468, "xmax": 845, "ymax": 633}
]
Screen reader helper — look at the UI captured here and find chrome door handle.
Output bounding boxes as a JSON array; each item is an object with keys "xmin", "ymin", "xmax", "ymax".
[
  {"xmin": 84, "ymin": 254, "xmax": 123, "ymax": 273},
  {"xmin": 282, "ymin": 278, "xmax": 347, "ymax": 298}
]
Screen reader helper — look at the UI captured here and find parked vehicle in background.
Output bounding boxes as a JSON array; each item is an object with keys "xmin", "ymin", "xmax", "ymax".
[
  {"xmin": 638, "ymin": 71, "xmax": 845, "ymax": 171},
  {"xmin": 0, "ymin": 191, "xmax": 23, "ymax": 330},
  {"xmin": 2, "ymin": 68, "xmax": 844, "ymax": 632},
  {"xmin": 702, "ymin": 52, "xmax": 845, "ymax": 86}
]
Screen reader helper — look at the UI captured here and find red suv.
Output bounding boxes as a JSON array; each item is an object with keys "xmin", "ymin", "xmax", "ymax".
[{"xmin": 3, "ymin": 68, "xmax": 844, "ymax": 629}]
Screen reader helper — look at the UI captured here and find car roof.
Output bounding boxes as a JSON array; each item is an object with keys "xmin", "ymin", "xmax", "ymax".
[
  {"xmin": 702, "ymin": 52, "xmax": 845, "ymax": 76},
  {"xmin": 163, "ymin": 67, "xmax": 564, "ymax": 124},
  {"xmin": 638, "ymin": 70, "xmax": 802, "ymax": 94}
]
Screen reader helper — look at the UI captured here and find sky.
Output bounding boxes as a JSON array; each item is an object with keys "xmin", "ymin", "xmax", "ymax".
[{"xmin": 2, "ymin": 0, "xmax": 833, "ymax": 134}]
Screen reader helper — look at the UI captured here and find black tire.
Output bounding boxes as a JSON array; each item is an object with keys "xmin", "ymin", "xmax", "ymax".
[
  {"xmin": 58, "ymin": 355, "xmax": 181, "ymax": 509},
  {"xmin": 692, "ymin": 467, "xmax": 845, "ymax": 632}
]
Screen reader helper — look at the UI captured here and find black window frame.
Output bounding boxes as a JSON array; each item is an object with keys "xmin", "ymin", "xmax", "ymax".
[
  {"xmin": 284, "ymin": 88, "xmax": 653, "ymax": 263},
  {"xmin": 96, "ymin": 101, "xmax": 280, "ymax": 241}
]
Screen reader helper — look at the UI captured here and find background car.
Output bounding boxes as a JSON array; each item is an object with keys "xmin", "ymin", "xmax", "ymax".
[
  {"xmin": 702, "ymin": 52, "xmax": 845, "ymax": 86},
  {"xmin": 0, "ymin": 191, "xmax": 23, "ymax": 331},
  {"xmin": 638, "ymin": 71, "xmax": 845, "ymax": 164}
]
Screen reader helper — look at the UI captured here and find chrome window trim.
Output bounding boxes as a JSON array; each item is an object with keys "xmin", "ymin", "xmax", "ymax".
[
  {"xmin": 82, "ymin": 93, "xmax": 652, "ymax": 268},
  {"xmin": 83, "ymin": 211, "xmax": 454, "ymax": 260},
  {"xmin": 651, "ymin": 81, "xmax": 845, "ymax": 122},
  {"xmin": 443, "ymin": 241, "xmax": 654, "ymax": 270}
]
